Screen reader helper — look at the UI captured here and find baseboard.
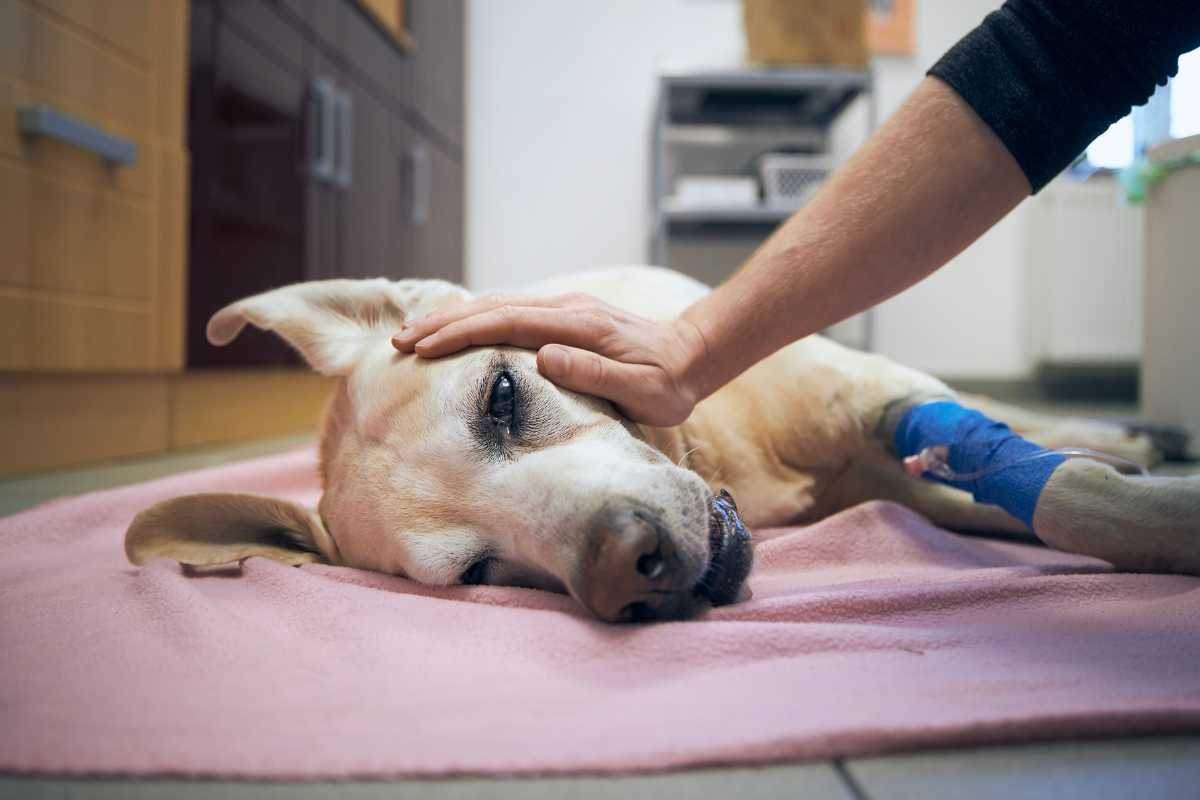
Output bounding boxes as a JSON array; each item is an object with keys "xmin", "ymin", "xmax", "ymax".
[
  {"xmin": 0, "ymin": 370, "xmax": 334, "ymax": 477},
  {"xmin": 942, "ymin": 364, "xmax": 1141, "ymax": 406},
  {"xmin": 1033, "ymin": 362, "xmax": 1139, "ymax": 403}
]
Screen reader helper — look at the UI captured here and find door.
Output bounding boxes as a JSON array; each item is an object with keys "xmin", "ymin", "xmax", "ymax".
[
  {"xmin": 408, "ymin": 0, "xmax": 464, "ymax": 147},
  {"xmin": 187, "ymin": 0, "xmax": 310, "ymax": 367},
  {"xmin": 408, "ymin": 139, "xmax": 464, "ymax": 283}
]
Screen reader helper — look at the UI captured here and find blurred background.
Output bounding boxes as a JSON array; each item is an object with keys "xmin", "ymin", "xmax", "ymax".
[{"xmin": 1, "ymin": 0, "xmax": 1198, "ymax": 494}]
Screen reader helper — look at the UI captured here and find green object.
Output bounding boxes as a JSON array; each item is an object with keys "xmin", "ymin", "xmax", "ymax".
[{"xmin": 1121, "ymin": 150, "xmax": 1200, "ymax": 204}]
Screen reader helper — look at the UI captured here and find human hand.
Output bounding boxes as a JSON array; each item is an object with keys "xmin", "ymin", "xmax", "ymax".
[{"xmin": 390, "ymin": 293, "xmax": 710, "ymax": 426}]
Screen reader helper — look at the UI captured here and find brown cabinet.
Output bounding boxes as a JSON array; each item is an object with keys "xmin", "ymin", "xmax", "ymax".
[
  {"xmin": 0, "ymin": 0, "xmax": 188, "ymax": 371},
  {"xmin": 187, "ymin": 0, "xmax": 464, "ymax": 366},
  {"xmin": 0, "ymin": 0, "xmax": 465, "ymax": 475},
  {"xmin": 409, "ymin": 0, "xmax": 464, "ymax": 149}
]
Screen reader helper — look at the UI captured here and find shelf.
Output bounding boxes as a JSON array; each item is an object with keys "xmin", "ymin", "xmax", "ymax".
[
  {"xmin": 660, "ymin": 66, "xmax": 870, "ymax": 91},
  {"xmin": 661, "ymin": 65, "xmax": 870, "ymax": 128},
  {"xmin": 650, "ymin": 65, "xmax": 876, "ymax": 350},
  {"xmin": 660, "ymin": 203, "xmax": 795, "ymax": 224},
  {"xmin": 663, "ymin": 124, "xmax": 826, "ymax": 149}
]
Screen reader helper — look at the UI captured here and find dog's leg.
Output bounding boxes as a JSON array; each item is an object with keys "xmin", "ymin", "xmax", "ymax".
[
  {"xmin": 818, "ymin": 457, "xmax": 1031, "ymax": 536},
  {"xmin": 956, "ymin": 392, "xmax": 1158, "ymax": 468},
  {"xmin": 880, "ymin": 399, "xmax": 1200, "ymax": 575},
  {"xmin": 1035, "ymin": 460, "xmax": 1200, "ymax": 574}
]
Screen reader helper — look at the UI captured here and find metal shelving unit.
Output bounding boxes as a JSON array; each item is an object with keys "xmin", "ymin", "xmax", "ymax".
[{"xmin": 649, "ymin": 66, "xmax": 876, "ymax": 351}]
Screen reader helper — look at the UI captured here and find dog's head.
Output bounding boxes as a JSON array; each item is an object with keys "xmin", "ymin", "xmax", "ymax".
[{"xmin": 126, "ymin": 279, "xmax": 751, "ymax": 621}]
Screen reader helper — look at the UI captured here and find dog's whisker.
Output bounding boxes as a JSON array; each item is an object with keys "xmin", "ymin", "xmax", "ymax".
[{"xmin": 677, "ymin": 446, "xmax": 702, "ymax": 468}]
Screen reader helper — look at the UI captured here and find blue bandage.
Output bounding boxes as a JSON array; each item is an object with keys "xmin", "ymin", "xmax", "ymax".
[{"xmin": 893, "ymin": 401, "xmax": 1064, "ymax": 528}]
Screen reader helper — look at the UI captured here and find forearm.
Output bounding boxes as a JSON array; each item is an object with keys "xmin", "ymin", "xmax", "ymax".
[{"xmin": 678, "ymin": 77, "xmax": 1030, "ymax": 400}]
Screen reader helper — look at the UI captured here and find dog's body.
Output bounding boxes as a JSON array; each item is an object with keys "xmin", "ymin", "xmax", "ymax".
[{"xmin": 127, "ymin": 267, "xmax": 1200, "ymax": 621}]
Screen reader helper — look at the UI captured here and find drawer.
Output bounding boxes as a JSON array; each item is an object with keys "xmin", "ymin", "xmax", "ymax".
[
  {"xmin": 30, "ymin": 166, "xmax": 153, "ymax": 300},
  {"xmin": 29, "ymin": 294, "xmax": 154, "ymax": 370},
  {"xmin": 30, "ymin": 0, "xmax": 154, "ymax": 65},
  {"xmin": 0, "ymin": 160, "xmax": 32, "ymax": 289},
  {"xmin": 2, "ymin": 0, "xmax": 184, "ymax": 159},
  {"xmin": 0, "ymin": 80, "xmax": 152, "ymax": 198},
  {"xmin": 0, "ymin": 0, "xmax": 186, "ymax": 372},
  {"xmin": 26, "ymin": 1, "xmax": 153, "ymax": 137},
  {"xmin": 0, "ymin": 295, "xmax": 30, "ymax": 370}
]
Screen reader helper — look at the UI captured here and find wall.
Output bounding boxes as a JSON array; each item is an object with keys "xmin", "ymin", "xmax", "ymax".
[
  {"xmin": 851, "ymin": 0, "xmax": 1032, "ymax": 377},
  {"xmin": 465, "ymin": 0, "xmax": 743, "ymax": 289},
  {"xmin": 466, "ymin": 0, "xmax": 1035, "ymax": 378}
]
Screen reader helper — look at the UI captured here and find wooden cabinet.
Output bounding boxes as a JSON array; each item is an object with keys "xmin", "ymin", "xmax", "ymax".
[
  {"xmin": 0, "ymin": 0, "xmax": 465, "ymax": 474},
  {"xmin": 0, "ymin": 0, "xmax": 188, "ymax": 370},
  {"xmin": 187, "ymin": 0, "xmax": 465, "ymax": 366}
]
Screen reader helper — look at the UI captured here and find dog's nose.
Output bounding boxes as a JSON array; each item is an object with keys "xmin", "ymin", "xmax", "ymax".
[{"xmin": 576, "ymin": 500, "xmax": 692, "ymax": 622}]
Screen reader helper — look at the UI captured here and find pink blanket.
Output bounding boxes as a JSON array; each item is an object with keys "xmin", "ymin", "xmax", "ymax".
[{"xmin": 2, "ymin": 447, "xmax": 1198, "ymax": 779}]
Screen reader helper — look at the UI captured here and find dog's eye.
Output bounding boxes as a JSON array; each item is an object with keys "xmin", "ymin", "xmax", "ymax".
[
  {"xmin": 488, "ymin": 372, "xmax": 516, "ymax": 427},
  {"xmin": 460, "ymin": 558, "xmax": 490, "ymax": 586}
]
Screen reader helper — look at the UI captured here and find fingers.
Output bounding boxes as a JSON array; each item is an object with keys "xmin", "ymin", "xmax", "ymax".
[
  {"xmin": 400, "ymin": 306, "xmax": 611, "ymax": 358},
  {"xmin": 538, "ymin": 345, "xmax": 691, "ymax": 427},
  {"xmin": 391, "ymin": 293, "xmax": 585, "ymax": 353}
]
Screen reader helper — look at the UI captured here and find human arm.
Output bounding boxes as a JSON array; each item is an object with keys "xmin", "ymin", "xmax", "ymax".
[
  {"xmin": 395, "ymin": 1, "xmax": 1200, "ymax": 425},
  {"xmin": 394, "ymin": 77, "xmax": 1028, "ymax": 423}
]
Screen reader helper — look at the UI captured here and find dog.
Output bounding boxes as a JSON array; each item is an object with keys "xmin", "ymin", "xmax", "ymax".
[{"xmin": 125, "ymin": 267, "xmax": 1200, "ymax": 621}]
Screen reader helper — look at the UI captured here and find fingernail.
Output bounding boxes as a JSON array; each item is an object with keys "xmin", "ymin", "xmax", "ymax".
[{"xmin": 541, "ymin": 345, "xmax": 568, "ymax": 374}]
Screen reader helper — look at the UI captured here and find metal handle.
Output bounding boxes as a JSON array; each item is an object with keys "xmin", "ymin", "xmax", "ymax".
[
  {"xmin": 308, "ymin": 77, "xmax": 336, "ymax": 182},
  {"xmin": 17, "ymin": 105, "xmax": 137, "ymax": 165},
  {"xmin": 334, "ymin": 89, "xmax": 353, "ymax": 189},
  {"xmin": 410, "ymin": 144, "xmax": 431, "ymax": 225}
]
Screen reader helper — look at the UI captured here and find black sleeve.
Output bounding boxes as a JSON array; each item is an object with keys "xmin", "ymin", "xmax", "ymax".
[{"xmin": 928, "ymin": 0, "xmax": 1200, "ymax": 192}]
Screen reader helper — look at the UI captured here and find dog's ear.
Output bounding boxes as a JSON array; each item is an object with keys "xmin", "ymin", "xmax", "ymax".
[
  {"xmin": 125, "ymin": 493, "xmax": 341, "ymax": 568},
  {"xmin": 206, "ymin": 278, "xmax": 471, "ymax": 375}
]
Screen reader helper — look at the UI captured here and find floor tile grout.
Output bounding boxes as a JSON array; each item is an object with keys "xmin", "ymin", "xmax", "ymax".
[{"xmin": 833, "ymin": 759, "xmax": 871, "ymax": 800}]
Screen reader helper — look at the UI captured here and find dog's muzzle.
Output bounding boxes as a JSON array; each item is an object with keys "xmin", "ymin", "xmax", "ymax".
[
  {"xmin": 574, "ymin": 489, "xmax": 753, "ymax": 622},
  {"xmin": 695, "ymin": 489, "xmax": 753, "ymax": 606}
]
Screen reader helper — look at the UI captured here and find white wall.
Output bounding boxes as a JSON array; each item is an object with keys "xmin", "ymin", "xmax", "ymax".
[
  {"xmin": 466, "ymin": 0, "xmax": 743, "ymax": 290},
  {"xmin": 862, "ymin": 0, "xmax": 1032, "ymax": 378},
  {"xmin": 466, "ymin": 0, "xmax": 1034, "ymax": 378}
]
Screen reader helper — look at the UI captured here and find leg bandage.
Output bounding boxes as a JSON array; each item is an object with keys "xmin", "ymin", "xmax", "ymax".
[{"xmin": 893, "ymin": 401, "xmax": 1065, "ymax": 528}]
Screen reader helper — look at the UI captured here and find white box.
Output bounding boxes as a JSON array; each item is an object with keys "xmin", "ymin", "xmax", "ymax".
[{"xmin": 671, "ymin": 175, "xmax": 759, "ymax": 209}]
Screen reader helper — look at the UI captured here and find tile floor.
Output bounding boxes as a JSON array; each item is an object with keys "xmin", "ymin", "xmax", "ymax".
[{"xmin": 3, "ymin": 399, "xmax": 1197, "ymax": 798}]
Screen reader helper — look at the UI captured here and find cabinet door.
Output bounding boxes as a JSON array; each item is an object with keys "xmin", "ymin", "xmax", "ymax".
[
  {"xmin": 340, "ymin": 0, "xmax": 412, "ymax": 112},
  {"xmin": 340, "ymin": 78, "xmax": 410, "ymax": 280},
  {"xmin": 408, "ymin": 138, "xmax": 464, "ymax": 284},
  {"xmin": 305, "ymin": 51, "xmax": 343, "ymax": 283},
  {"xmin": 187, "ymin": 0, "xmax": 309, "ymax": 367},
  {"xmin": 0, "ymin": 0, "xmax": 187, "ymax": 370},
  {"xmin": 408, "ymin": 0, "xmax": 464, "ymax": 146}
]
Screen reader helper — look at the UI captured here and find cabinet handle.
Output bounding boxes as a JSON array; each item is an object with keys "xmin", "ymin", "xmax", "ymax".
[
  {"xmin": 334, "ymin": 89, "xmax": 353, "ymax": 189},
  {"xmin": 17, "ymin": 105, "xmax": 137, "ymax": 165},
  {"xmin": 410, "ymin": 144, "xmax": 431, "ymax": 225},
  {"xmin": 308, "ymin": 78, "xmax": 336, "ymax": 182}
]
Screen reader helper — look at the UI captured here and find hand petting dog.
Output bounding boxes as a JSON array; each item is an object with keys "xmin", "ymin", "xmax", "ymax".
[{"xmin": 392, "ymin": 292, "xmax": 708, "ymax": 427}]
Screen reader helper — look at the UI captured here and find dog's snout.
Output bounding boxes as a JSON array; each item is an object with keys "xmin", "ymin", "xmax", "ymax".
[{"xmin": 576, "ymin": 500, "xmax": 697, "ymax": 622}]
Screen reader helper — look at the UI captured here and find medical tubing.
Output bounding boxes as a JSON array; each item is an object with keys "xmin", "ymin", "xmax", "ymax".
[{"xmin": 917, "ymin": 446, "xmax": 1149, "ymax": 483}]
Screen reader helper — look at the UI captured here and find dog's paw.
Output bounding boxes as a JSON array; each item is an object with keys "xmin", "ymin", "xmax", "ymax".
[{"xmin": 1034, "ymin": 459, "xmax": 1200, "ymax": 575}]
